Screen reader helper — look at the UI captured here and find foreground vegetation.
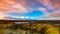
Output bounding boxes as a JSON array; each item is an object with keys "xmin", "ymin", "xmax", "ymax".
[{"xmin": 0, "ymin": 22, "xmax": 60, "ymax": 34}]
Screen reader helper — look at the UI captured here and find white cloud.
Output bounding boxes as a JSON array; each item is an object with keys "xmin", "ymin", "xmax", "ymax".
[
  {"xmin": 38, "ymin": 7, "xmax": 47, "ymax": 11},
  {"xmin": 38, "ymin": 7, "xmax": 50, "ymax": 14},
  {"xmin": 5, "ymin": 15, "xmax": 34, "ymax": 19}
]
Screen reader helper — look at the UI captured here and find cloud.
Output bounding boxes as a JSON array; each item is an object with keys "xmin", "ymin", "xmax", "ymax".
[
  {"xmin": 38, "ymin": 7, "xmax": 49, "ymax": 14},
  {"xmin": 5, "ymin": 15, "xmax": 34, "ymax": 20},
  {"xmin": 39, "ymin": 0, "xmax": 60, "ymax": 10},
  {"xmin": 0, "ymin": 0, "xmax": 32, "ymax": 19},
  {"xmin": 0, "ymin": 0, "xmax": 30, "ymax": 12},
  {"xmin": 0, "ymin": 12, "xmax": 6, "ymax": 19},
  {"xmin": 46, "ymin": 10, "xmax": 60, "ymax": 17},
  {"xmin": 38, "ymin": 7, "xmax": 60, "ymax": 18},
  {"xmin": 38, "ymin": 0, "xmax": 60, "ymax": 17},
  {"xmin": 0, "ymin": 0, "xmax": 60, "ymax": 19},
  {"xmin": 0, "ymin": 0, "xmax": 60, "ymax": 12}
]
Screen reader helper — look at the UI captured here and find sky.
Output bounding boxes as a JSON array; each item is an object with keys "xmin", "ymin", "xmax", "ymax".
[{"xmin": 0, "ymin": 0, "xmax": 60, "ymax": 20}]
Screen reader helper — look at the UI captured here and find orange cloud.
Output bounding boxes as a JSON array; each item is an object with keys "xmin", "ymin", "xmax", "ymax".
[
  {"xmin": 0, "ymin": 0, "xmax": 16, "ymax": 12},
  {"xmin": 0, "ymin": 0, "xmax": 30, "ymax": 19},
  {"xmin": 0, "ymin": 0, "xmax": 29, "ymax": 13}
]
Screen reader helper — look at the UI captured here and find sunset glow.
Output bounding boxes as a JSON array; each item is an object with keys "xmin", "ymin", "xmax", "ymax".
[{"xmin": 0, "ymin": 0, "xmax": 60, "ymax": 20}]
